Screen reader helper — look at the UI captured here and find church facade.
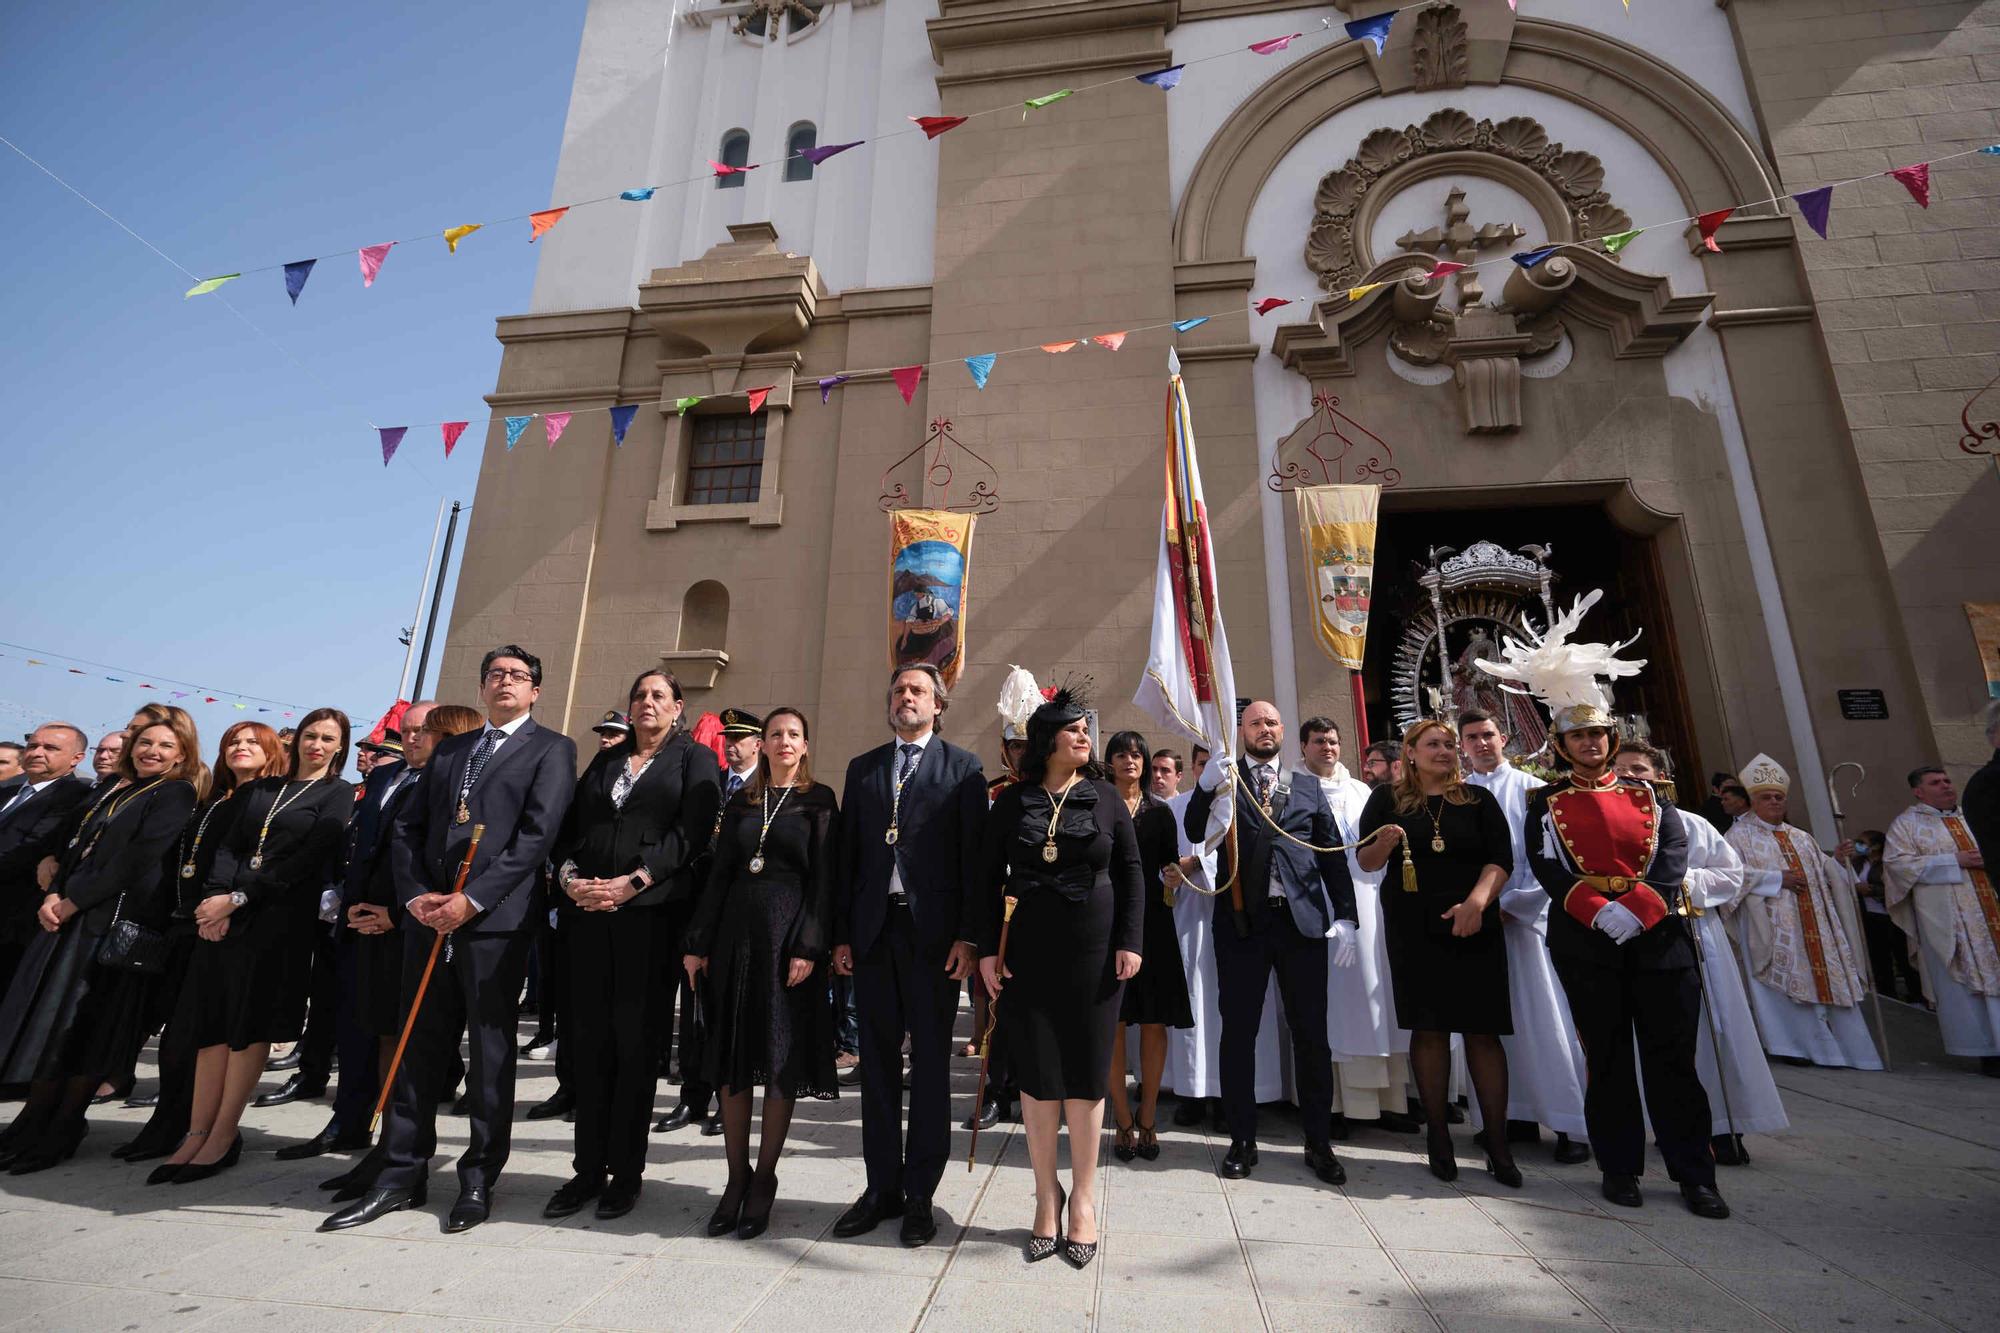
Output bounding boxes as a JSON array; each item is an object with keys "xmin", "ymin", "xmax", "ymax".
[{"xmin": 440, "ymin": 0, "xmax": 2000, "ymax": 835}]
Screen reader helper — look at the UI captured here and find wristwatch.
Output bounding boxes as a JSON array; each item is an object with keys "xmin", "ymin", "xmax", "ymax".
[
  {"xmin": 228, "ymin": 890, "xmax": 248, "ymax": 908},
  {"xmin": 627, "ymin": 873, "xmax": 646, "ymax": 893}
]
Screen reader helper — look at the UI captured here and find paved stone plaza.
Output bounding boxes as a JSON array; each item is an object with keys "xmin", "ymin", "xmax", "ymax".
[{"xmin": 0, "ymin": 1002, "xmax": 1993, "ymax": 1332}]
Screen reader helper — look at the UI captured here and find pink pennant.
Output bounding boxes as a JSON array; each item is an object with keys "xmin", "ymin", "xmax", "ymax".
[
  {"xmin": 544, "ymin": 411, "xmax": 572, "ymax": 446},
  {"xmin": 1091, "ymin": 331, "xmax": 1128, "ymax": 351},
  {"xmin": 1249, "ymin": 33, "xmax": 1302, "ymax": 54},
  {"xmin": 708, "ymin": 160, "xmax": 759, "ymax": 178},
  {"xmin": 1254, "ymin": 297, "xmax": 1292, "ymax": 315},
  {"xmin": 746, "ymin": 385, "xmax": 775, "ymax": 415},
  {"xmin": 891, "ymin": 365, "xmax": 924, "ymax": 404},
  {"xmin": 1889, "ymin": 162, "xmax": 1931, "ymax": 208},
  {"xmin": 1697, "ymin": 207, "xmax": 1734, "ymax": 253},
  {"xmin": 1041, "ymin": 340, "xmax": 1079, "ymax": 354},
  {"xmin": 358, "ymin": 242, "xmax": 394, "ymax": 287},
  {"xmin": 1427, "ymin": 261, "xmax": 1466, "ymax": 279},
  {"xmin": 441, "ymin": 421, "xmax": 468, "ymax": 457}
]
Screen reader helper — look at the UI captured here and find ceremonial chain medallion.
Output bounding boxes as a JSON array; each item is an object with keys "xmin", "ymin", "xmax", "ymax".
[
  {"xmin": 251, "ymin": 778, "xmax": 322, "ymax": 871},
  {"xmin": 749, "ymin": 783, "xmax": 793, "ymax": 875},
  {"xmin": 1424, "ymin": 796, "xmax": 1447, "ymax": 854},
  {"xmin": 179, "ymin": 796, "xmax": 229, "ymax": 879},
  {"xmin": 68, "ymin": 783, "xmax": 123, "ymax": 851},
  {"xmin": 885, "ymin": 745, "xmax": 920, "ymax": 846},
  {"xmin": 79, "ymin": 779, "xmax": 166, "ymax": 860},
  {"xmin": 1041, "ymin": 775, "xmax": 1082, "ymax": 863}
]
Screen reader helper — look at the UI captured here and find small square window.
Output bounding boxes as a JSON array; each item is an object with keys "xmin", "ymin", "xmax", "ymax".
[{"xmin": 687, "ymin": 414, "xmax": 766, "ymax": 504}]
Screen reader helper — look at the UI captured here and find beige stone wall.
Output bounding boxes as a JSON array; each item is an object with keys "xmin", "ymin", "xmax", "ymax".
[{"xmin": 1728, "ymin": 0, "xmax": 2000, "ymax": 778}]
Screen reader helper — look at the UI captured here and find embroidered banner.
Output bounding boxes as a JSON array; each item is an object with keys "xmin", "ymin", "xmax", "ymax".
[
  {"xmin": 889, "ymin": 509, "xmax": 977, "ymax": 689},
  {"xmin": 1296, "ymin": 483, "xmax": 1380, "ymax": 671},
  {"xmin": 1966, "ymin": 602, "xmax": 2000, "ymax": 698}
]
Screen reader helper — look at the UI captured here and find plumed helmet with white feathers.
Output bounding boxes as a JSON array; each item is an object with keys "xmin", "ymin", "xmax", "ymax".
[{"xmin": 1472, "ymin": 590, "xmax": 1645, "ymax": 736}]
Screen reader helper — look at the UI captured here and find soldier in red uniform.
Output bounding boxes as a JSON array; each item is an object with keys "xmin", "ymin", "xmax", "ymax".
[{"xmin": 1477, "ymin": 593, "xmax": 1728, "ymax": 1220}]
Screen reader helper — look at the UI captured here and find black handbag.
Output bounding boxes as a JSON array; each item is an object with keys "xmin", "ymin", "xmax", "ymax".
[{"xmin": 98, "ymin": 890, "xmax": 169, "ymax": 974}]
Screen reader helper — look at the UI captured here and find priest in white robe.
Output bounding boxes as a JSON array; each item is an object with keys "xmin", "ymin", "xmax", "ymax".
[
  {"xmin": 1460, "ymin": 710, "xmax": 1591, "ymax": 1164},
  {"xmin": 1613, "ymin": 743, "xmax": 1788, "ymax": 1163},
  {"xmin": 1723, "ymin": 754, "xmax": 1881, "ymax": 1070},
  {"xmin": 1884, "ymin": 766, "xmax": 2000, "ymax": 1075},
  {"xmin": 1300, "ymin": 717, "xmax": 1417, "ymax": 1136}
]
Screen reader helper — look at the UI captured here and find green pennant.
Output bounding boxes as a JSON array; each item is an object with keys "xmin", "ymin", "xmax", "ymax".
[
  {"xmin": 1599, "ymin": 229, "xmax": 1642, "ymax": 255},
  {"xmin": 675, "ymin": 396, "xmax": 703, "ymax": 416},
  {"xmin": 1023, "ymin": 88, "xmax": 1074, "ymax": 118},
  {"xmin": 184, "ymin": 274, "xmax": 240, "ymax": 298}
]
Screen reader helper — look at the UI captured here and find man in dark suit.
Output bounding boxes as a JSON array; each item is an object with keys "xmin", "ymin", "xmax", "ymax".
[
  {"xmin": 324, "ymin": 648, "xmax": 577, "ymax": 1234},
  {"xmin": 281, "ymin": 705, "xmax": 436, "ymax": 1161},
  {"xmin": 0, "ymin": 723, "xmax": 91, "ymax": 995},
  {"xmin": 1184, "ymin": 701, "xmax": 1358, "ymax": 1186},
  {"xmin": 831, "ymin": 665, "xmax": 987, "ymax": 1247}
]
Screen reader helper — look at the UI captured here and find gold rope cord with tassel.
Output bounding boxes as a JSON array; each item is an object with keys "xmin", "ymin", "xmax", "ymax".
[{"xmin": 1172, "ymin": 769, "xmax": 1391, "ymax": 898}]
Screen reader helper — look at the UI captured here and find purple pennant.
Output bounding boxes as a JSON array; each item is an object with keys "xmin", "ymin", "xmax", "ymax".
[
  {"xmin": 1792, "ymin": 186, "xmax": 1833, "ymax": 239},
  {"xmin": 283, "ymin": 259, "xmax": 316, "ymax": 305},
  {"xmin": 800, "ymin": 140, "xmax": 862, "ymax": 166},
  {"xmin": 378, "ymin": 426, "xmax": 407, "ymax": 467},
  {"xmin": 1512, "ymin": 245, "xmax": 1559, "ymax": 268},
  {"xmin": 608, "ymin": 404, "xmax": 638, "ymax": 445},
  {"xmin": 1135, "ymin": 65, "xmax": 1185, "ymax": 91},
  {"xmin": 818, "ymin": 374, "xmax": 850, "ymax": 404}
]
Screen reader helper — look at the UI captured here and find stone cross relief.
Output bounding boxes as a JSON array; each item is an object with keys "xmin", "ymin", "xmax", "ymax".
[{"xmin": 1394, "ymin": 186, "xmax": 1525, "ymax": 305}]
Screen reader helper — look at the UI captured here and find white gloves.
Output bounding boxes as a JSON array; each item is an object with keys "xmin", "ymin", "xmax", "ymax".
[
  {"xmin": 318, "ymin": 889, "xmax": 340, "ymax": 924},
  {"xmin": 1329, "ymin": 919, "xmax": 1359, "ymax": 969},
  {"xmin": 1592, "ymin": 900, "xmax": 1643, "ymax": 943},
  {"xmin": 1197, "ymin": 752, "xmax": 1229, "ymax": 792}
]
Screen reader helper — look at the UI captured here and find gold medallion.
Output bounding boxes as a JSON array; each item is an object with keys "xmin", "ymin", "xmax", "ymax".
[
  {"xmin": 1431, "ymin": 836, "xmax": 1446, "ymax": 854},
  {"xmin": 884, "ymin": 828, "xmax": 899, "ymax": 846},
  {"xmin": 456, "ymin": 800, "xmax": 471, "ymax": 825},
  {"xmin": 1041, "ymin": 842, "xmax": 1058, "ymax": 864},
  {"xmin": 180, "ymin": 863, "xmax": 196, "ymax": 880},
  {"xmin": 749, "ymin": 855, "xmax": 766, "ymax": 875},
  {"xmin": 249, "ymin": 854, "xmax": 263, "ymax": 871}
]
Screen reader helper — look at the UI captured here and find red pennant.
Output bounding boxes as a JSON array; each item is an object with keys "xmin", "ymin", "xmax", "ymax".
[
  {"xmin": 1427, "ymin": 261, "xmax": 1466, "ymax": 279},
  {"xmin": 1254, "ymin": 297, "xmax": 1292, "ymax": 315},
  {"xmin": 910, "ymin": 115, "xmax": 967, "ymax": 140},
  {"xmin": 529, "ymin": 207, "xmax": 569, "ymax": 242},
  {"xmin": 1696, "ymin": 208, "xmax": 1734, "ymax": 252},
  {"xmin": 441, "ymin": 421, "xmax": 468, "ymax": 457},
  {"xmin": 1091, "ymin": 331, "xmax": 1128, "ymax": 351},
  {"xmin": 204, "ymin": 697, "xmax": 217, "ymax": 703},
  {"xmin": 708, "ymin": 159, "xmax": 759, "ymax": 178},
  {"xmin": 745, "ymin": 385, "xmax": 775, "ymax": 415},
  {"xmin": 1889, "ymin": 162, "xmax": 1931, "ymax": 208},
  {"xmin": 891, "ymin": 365, "xmax": 924, "ymax": 403}
]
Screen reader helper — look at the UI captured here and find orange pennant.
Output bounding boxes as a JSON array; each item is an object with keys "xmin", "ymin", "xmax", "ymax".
[
  {"xmin": 529, "ymin": 207, "xmax": 569, "ymax": 242},
  {"xmin": 1091, "ymin": 332, "xmax": 1128, "ymax": 351},
  {"xmin": 1041, "ymin": 340, "xmax": 1078, "ymax": 354}
]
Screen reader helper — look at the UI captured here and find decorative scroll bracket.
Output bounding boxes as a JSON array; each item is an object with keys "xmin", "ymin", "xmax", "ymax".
[
  {"xmin": 879, "ymin": 417, "xmax": 1001, "ymax": 514},
  {"xmin": 1268, "ymin": 390, "xmax": 1402, "ymax": 492}
]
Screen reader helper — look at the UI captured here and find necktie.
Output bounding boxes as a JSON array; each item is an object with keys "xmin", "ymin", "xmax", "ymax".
[
  {"xmin": 0, "ymin": 784, "xmax": 34, "ymax": 817},
  {"xmin": 1255, "ymin": 765, "xmax": 1275, "ymax": 808},
  {"xmin": 725, "ymin": 772, "xmax": 745, "ymax": 800},
  {"xmin": 897, "ymin": 742, "xmax": 920, "ymax": 784},
  {"xmin": 465, "ymin": 729, "xmax": 502, "ymax": 792}
]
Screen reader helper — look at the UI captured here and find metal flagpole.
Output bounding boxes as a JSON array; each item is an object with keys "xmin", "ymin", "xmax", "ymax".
[
  {"xmin": 397, "ymin": 498, "xmax": 447, "ymax": 700},
  {"xmin": 410, "ymin": 501, "xmax": 462, "ymax": 702}
]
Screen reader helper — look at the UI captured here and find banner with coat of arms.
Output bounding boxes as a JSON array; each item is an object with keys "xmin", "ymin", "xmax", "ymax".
[
  {"xmin": 889, "ymin": 509, "xmax": 976, "ymax": 688},
  {"xmin": 1296, "ymin": 484, "xmax": 1379, "ymax": 671}
]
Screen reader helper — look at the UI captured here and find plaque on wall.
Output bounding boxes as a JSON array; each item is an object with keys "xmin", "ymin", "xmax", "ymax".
[{"xmin": 1836, "ymin": 689, "xmax": 1889, "ymax": 721}]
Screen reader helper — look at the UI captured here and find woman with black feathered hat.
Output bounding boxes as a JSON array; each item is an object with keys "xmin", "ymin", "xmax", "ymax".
[{"xmin": 973, "ymin": 680, "xmax": 1144, "ymax": 1269}]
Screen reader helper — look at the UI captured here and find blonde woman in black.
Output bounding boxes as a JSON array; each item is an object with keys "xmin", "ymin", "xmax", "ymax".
[{"xmin": 0, "ymin": 715, "xmax": 203, "ymax": 1172}]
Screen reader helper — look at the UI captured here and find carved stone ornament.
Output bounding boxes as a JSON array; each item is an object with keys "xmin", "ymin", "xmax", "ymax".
[
  {"xmin": 1410, "ymin": 4, "xmax": 1470, "ymax": 91},
  {"xmin": 1305, "ymin": 109, "xmax": 1633, "ymax": 294}
]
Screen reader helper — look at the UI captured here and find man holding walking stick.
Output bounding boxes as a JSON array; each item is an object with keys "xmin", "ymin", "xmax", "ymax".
[{"xmin": 323, "ymin": 646, "xmax": 576, "ymax": 1235}]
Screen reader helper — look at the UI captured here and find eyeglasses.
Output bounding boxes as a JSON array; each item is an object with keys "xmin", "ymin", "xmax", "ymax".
[{"xmin": 483, "ymin": 669, "xmax": 535, "ymax": 685}]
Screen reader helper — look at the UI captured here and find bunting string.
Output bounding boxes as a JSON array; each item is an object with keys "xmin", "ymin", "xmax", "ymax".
[{"xmin": 0, "ymin": 641, "xmax": 373, "ymax": 721}]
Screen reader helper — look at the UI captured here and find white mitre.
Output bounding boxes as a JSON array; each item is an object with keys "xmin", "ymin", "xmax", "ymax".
[{"xmin": 1739, "ymin": 752, "xmax": 1790, "ymax": 797}]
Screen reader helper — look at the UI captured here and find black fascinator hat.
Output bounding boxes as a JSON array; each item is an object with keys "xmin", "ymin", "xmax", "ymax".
[{"xmin": 1021, "ymin": 676, "xmax": 1095, "ymax": 783}]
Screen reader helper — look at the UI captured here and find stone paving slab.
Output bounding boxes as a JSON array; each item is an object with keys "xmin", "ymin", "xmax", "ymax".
[{"xmin": 0, "ymin": 1000, "xmax": 1994, "ymax": 1330}]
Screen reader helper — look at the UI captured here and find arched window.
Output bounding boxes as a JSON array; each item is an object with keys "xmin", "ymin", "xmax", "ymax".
[
  {"xmin": 784, "ymin": 122, "xmax": 818, "ymax": 182},
  {"xmin": 717, "ymin": 129, "xmax": 750, "ymax": 190},
  {"xmin": 679, "ymin": 581, "xmax": 730, "ymax": 652}
]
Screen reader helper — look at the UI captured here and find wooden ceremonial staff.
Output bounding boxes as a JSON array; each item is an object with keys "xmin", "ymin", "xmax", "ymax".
[
  {"xmin": 372, "ymin": 824, "xmax": 485, "ymax": 1135},
  {"xmin": 968, "ymin": 895, "xmax": 1017, "ymax": 1171}
]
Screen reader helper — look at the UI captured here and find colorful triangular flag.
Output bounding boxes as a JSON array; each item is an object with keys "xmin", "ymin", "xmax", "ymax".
[
  {"xmin": 184, "ymin": 274, "xmax": 239, "ymax": 298},
  {"xmin": 544, "ymin": 411, "xmax": 572, "ymax": 446},
  {"xmin": 1982, "ymin": 144, "xmax": 2000, "ymax": 155},
  {"xmin": 529, "ymin": 207, "xmax": 568, "ymax": 242},
  {"xmin": 1512, "ymin": 246, "xmax": 1559, "ymax": 268},
  {"xmin": 1347, "ymin": 283, "xmax": 1383, "ymax": 302},
  {"xmin": 676, "ymin": 396, "xmax": 703, "ymax": 415},
  {"xmin": 608, "ymin": 405, "xmax": 637, "ymax": 445},
  {"xmin": 379, "ymin": 426, "xmax": 407, "ymax": 467},
  {"xmin": 910, "ymin": 115, "xmax": 967, "ymax": 140},
  {"xmin": 1344, "ymin": 13, "xmax": 1394, "ymax": 56},
  {"xmin": 1889, "ymin": 162, "xmax": 1931, "ymax": 208},
  {"xmin": 283, "ymin": 259, "xmax": 315, "ymax": 305},
  {"xmin": 504, "ymin": 415, "xmax": 534, "ymax": 449},
  {"xmin": 965, "ymin": 353, "xmax": 996, "ymax": 388},
  {"xmin": 441, "ymin": 421, "xmax": 468, "ymax": 457},
  {"xmin": 1091, "ymin": 332, "xmax": 1128, "ymax": 351},
  {"xmin": 358, "ymin": 242, "xmax": 394, "ymax": 287},
  {"xmin": 1600, "ymin": 229, "xmax": 1642, "ymax": 254},
  {"xmin": 443, "ymin": 223, "xmax": 482, "ymax": 253},
  {"xmin": 1041, "ymin": 340, "xmax": 1079, "ymax": 354},
  {"xmin": 1172, "ymin": 316, "xmax": 1209, "ymax": 332},
  {"xmin": 1024, "ymin": 89, "xmax": 1073, "ymax": 118},
  {"xmin": 1249, "ymin": 33, "xmax": 1302, "ymax": 55},
  {"xmin": 799, "ymin": 141, "xmax": 862, "ymax": 166},
  {"xmin": 1792, "ymin": 186, "xmax": 1833, "ymax": 239},
  {"xmin": 1696, "ymin": 208, "xmax": 1734, "ymax": 252},
  {"xmin": 891, "ymin": 366, "xmax": 924, "ymax": 404},
  {"xmin": 619, "ymin": 187, "xmax": 657, "ymax": 201},
  {"xmin": 746, "ymin": 386, "xmax": 775, "ymax": 415},
  {"xmin": 1254, "ymin": 297, "xmax": 1292, "ymax": 315},
  {"xmin": 1135, "ymin": 65, "xmax": 1185, "ymax": 91},
  {"xmin": 1427, "ymin": 261, "xmax": 1467, "ymax": 280},
  {"xmin": 709, "ymin": 160, "xmax": 759, "ymax": 178},
  {"xmin": 818, "ymin": 375, "xmax": 850, "ymax": 404}
]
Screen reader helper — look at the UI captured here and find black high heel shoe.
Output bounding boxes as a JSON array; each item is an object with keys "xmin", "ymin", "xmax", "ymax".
[
  {"xmin": 736, "ymin": 1170, "xmax": 779, "ymax": 1240},
  {"xmin": 1426, "ymin": 1126, "xmax": 1458, "ymax": 1183},
  {"xmin": 1484, "ymin": 1148, "xmax": 1523, "ymax": 1189},
  {"xmin": 1113, "ymin": 1119, "xmax": 1137, "ymax": 1163},
  {"xmin": 1026, "ymin": 1184, "xmax": 1065, "ymax": 1263},
  {"xmin": 6, "ymin": 1123, "xmax": 85, "ymax": 1176},
  {"xmin": 1135, "ymin": 1119, "xmax": 1160, "ymax": 1162},
  {"xmin": 707, "ymin": 1172, "xmax": 750, "ymax": 1237},
  {"xmin": 1061, "ymin": 1195, "xmax": 1098, "ymax": 1269},
  {"xmin": 168, "ymin": 1134, "xmax": 242, "ymax": 1184}
]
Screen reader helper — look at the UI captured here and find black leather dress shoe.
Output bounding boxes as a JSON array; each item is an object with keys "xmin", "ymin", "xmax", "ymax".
[
  {"xmin": 652, "ymin": 1103, "xmax": 700, "ymax": 1133},
  {"xmin": 899, "ymin": 1197, "xmax": 938, "ymax": 1247},
  {"xmin": 1171, "ymin": 1098, "xmax": 1205, "ymax": 1128},
  {"xmin": 1303, "ymin": 1141, "xmax": 1347, "ymax": 1185},
  {"xmin": 448, "ymin": 1093, "xmax": 473, "ymax": 1116},
  {"xmin": 833, "ymin": 1188, "xmax": 905, "ymax": 1238},
  {"xmin": 1553, "ymin": 1133, "xmax": 1592, "ymax": 1165},
  {"xmin": 1220, "ymin": 1140, "xmax": 1258, "ymax": 1179},
  {"xmin": 597, "ymin": 1176, "xmax": 641, "ymax": 1220},
  {"xmin": 123, "ymin": 1092, "xmax": 158, "ymax": 1109},
  {"xmin": 525, "ymin": 1090, "xmax": 574, "ymax": 1121},
  {"xmin": 544, "ymin": 1174, "xmax": 604, "ymax": 1218},
  {"xmin": 1711, "ymin": 1133, "xmax": 1748, "ymax": 1167},
  {"xmin": 962, "ymin": 1098, "xmax": 1000, "ymax": 1132},
  {"xmin": 1681, "ymin": 1184, "xmax": 1730, "ymax": 1219},
  {"xmin": 321, "ymin": 1182, "xmax": 426, "ymax": 1232},
  {"xmin": 445, "ymin": 1185, "xmax": 490, "ymax": 1233},
  {"xmin": 700, "ymin": 1113, "xmax": 722, "ymax": 1137},
  {"xmin": 276, "ymin": 1124, "xmax": 371, "ymax": 1161},
  {"xmin": 1601, "ymin": 1174, "xmax": 1644, "ymax": 1208},
  {"xmin": 254, "ymin": 1072, "xmax": 327, "ymax": 1108},
  {"xmin": 268, "ymin": 1047, "xmax": 303, "ymax": 1072}
]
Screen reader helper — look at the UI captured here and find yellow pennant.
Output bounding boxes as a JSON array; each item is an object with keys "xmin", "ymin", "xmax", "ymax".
[
  {"xmin": 443, "ymin": 224, "xmax": 483, "ymax": 254},
  {"xmin": 1347, "ymin": 283, "xmax": 1383, "ymax": 302}
]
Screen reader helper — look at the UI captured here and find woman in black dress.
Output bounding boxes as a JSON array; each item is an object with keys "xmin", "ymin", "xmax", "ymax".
[
  {"xmin": 975, "ymin": 689, "xmax": 1143, "ymax": 1268},
  {"xmin": 1355, "ymin": 718, "xmax": 1519, "ymax": 1186},
  {"xmin": 0, "ymin": 716, "xmax": 203, "ymax": 1172},
  {"xmin": 153, "ymin": 709, "xmax": 353, "ymax": 1184},
  {"xmin": 684, "ymin": 706, "xmax": 837, "ymax": 1240},
  {"xmin": 1101, "ymin": 730, "xmax": 1191, "ymax": 1163},
  {"xmin": 115, "ymin": 721, "xmax": 289, "ymax": 1163},
  {"xmin": 545, "ymin": 668, "xmax": 721, "ymax": 1223}
]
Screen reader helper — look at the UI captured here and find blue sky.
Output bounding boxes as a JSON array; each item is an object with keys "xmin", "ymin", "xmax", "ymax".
[{"xmin": 0, "ymin": 3, "xmax": 586, "ymax": 756}]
